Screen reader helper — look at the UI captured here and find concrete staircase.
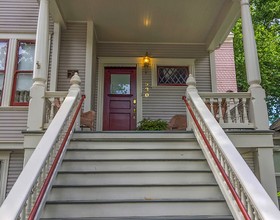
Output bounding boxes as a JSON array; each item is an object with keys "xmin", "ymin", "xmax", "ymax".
[{"xmin": 41, "ymin": 132, "xmax": 233, "ymax": 219}]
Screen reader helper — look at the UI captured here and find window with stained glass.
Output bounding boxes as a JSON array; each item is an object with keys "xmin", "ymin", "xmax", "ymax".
[
  {"xmin": 157, "ymin": 66, "xmax": 189, "ymax": 86},
  {"xmin": 12, "ymin": 41, "xmax": 35, "ymax": 106},
  {"xmin": 0, "ymin": 40, "xmax": 8, "ymax": 105}
]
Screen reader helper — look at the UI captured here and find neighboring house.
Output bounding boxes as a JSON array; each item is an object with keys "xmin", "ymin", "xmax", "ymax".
[{"xmin": 0, "ymin": 0, "xmax": 280, "ymax": 219}]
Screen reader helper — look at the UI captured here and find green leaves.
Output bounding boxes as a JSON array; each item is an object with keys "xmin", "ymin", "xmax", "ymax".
[
  {"xmin": 232, "ymin": 0, "xmax": 280, "ymax": 123},
  {"xmin": 137, "ymin": 119, "xmax": 168, "ymax": 131}
]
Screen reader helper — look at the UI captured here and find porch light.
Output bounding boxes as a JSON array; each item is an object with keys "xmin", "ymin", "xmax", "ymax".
[{"xmin": 143, "ymin": 52, "xmax": 151, "ymax": 68}]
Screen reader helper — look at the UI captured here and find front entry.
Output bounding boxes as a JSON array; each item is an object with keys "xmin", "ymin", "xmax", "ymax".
[{"xmin": 103, "ymin": 67, "xmax": 137, "ymax": 131}]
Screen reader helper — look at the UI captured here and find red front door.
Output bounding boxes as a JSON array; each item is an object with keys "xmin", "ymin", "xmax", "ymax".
[{"xmin": 103, "ymin": 67, "xmax": 137, "ymax": 131}]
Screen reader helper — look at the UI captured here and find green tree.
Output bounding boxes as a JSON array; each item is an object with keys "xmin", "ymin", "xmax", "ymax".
[{"xmin": 232, "ymin": 0, "xmax": 280, "ymax": 123}]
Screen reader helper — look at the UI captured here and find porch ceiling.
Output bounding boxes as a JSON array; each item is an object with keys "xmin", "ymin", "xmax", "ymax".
[{"xmin": 55, "ymin": 0, "xmax": 240, "ymax": 50}]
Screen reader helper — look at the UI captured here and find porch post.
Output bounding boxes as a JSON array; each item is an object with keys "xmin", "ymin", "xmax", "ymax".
[
  {"xmin": 186, "ymin": 74, "xmax": 197, "ymax": 131},
  {"xmin": 240, "ymin": 0, "xmax": 269, "ymax": 130},
  {"xmin": 27, "ymin": 0, "xmax": 49, "ymax": 130},
  {"xmin": 255, "ymin": 147, "xmax": 279, "ymax": 206}
]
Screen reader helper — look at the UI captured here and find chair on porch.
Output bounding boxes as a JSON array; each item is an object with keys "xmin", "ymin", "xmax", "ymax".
[
  {"xmin": 80, "ymin": 110, "xmax": 95, "ymax": 131},
  {"xmin": 168, "ymin": 114, "xmax": 187, "ymax": 130}
]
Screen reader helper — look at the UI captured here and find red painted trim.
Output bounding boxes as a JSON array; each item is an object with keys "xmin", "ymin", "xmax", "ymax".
[
  {"xmin": 28, "ymin": 95, "xmax": 86, "ymax": 220},
  {"xmin": 0, "ymin": 39, "xmax": 9, "ymax": 105},
  {"xmin": 182, "ymin": 96, "xmax": 251, "ymax": 220},
  {"xmin": 11, "ymin": 40, "xmax": 35, "ymax": 106}
]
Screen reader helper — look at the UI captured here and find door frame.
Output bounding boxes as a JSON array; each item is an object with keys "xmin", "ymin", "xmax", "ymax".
[{"xmin": 96, "ymin": 57, "xmax": 143, "ymax": 131}]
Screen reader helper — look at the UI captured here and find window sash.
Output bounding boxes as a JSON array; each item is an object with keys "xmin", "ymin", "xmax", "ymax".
[
  {"xmin": 11, "ymin": 40, "xmax": 35, "ymax": 106},
  {"xmin": 0, "ymin": 40, "xmax": 8, "ymax": 105},
  {"xmin": 157, "ymin": 66, "xmax": 189, "ymax": 86}
]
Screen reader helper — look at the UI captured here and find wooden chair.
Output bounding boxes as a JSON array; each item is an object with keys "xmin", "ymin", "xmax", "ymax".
[
  {"xmin": 168, "ymin": 114, "xmax": 187, "ymax": 130},
  {"xmin": 80, "ymin": 110, "xmax": 95, "ymax": 130}
]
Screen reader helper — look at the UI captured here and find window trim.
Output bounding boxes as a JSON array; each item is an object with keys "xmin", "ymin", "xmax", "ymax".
[
  {"xmin": 0, "ymin": 151, "xmax": 11, "ymax": 205},
  {"xmin": 151, "ymin": 58, "xmax": 195, "ymax": 87},
  {"xmin": 0, "ymin": 39, "xmax": 9, "ymax": 106},
  {"xmin": 11, "ymin": 40, "xmax": 35, "ymax": 106}
]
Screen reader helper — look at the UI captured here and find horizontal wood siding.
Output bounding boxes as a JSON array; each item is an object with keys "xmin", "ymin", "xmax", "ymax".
[
  {"xmin": 5, "ymin": 150, "xmax": 24, "ymax": 197},
  {"xmin": 240, "ymin": 150, "xmax": 255, "ymax": 173},
  {"xmin": 57, "ymin": 22, "xmax": 86, "ymax": 92},
  {"xmin": 0, "ymin": 0, "xmax": 39, "ymax": 33},
  {"xmin": 97, "ymin": 43, "xmax": 211, "ymax": 121},
  {"xmin": 0, "ymin": 108, "xmax": 28, "ymax": 142}
]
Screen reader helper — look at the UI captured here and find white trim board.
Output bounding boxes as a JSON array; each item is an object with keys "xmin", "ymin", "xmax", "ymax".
[
  {"xmin": 96, "ymin": 57, "xmax": 143, "ymax": 131},
  {"xmin": 0, "ymin": 151, "xmax": 11, "ymax": 205}
]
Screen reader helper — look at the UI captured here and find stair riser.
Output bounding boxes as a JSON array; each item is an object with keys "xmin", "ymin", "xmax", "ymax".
[
  {"xmin": 60, "ymin": 161, "xmax": 210, "ymax": 172},
  {"xmin": 69, "ymin": 141, "xmax": 200, "ymax": 150},
  {"xmin": 54, "ymin": 173, "xmax": 216, "ymax": 185},
  {"xmin": 65, "ymin": 150, "xmax": 204, "ymax": 160},
  {"xmin": 43, "ymin": 202, "xmax": 230, "ymax": 218},
  {"xmin": 48, "ymin": 186, "xmax": 224, "ymax": 201}
]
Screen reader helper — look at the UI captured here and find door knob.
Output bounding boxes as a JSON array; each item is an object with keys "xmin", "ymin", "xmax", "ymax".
[{"xmin": 133, "ymin": 99, "xmax": 137, "ymax": 104}]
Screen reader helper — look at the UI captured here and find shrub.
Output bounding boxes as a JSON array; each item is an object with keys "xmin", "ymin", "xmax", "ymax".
[{"xmin": 137, "ymin": 118, "xmax": 168, "ymax": 131}]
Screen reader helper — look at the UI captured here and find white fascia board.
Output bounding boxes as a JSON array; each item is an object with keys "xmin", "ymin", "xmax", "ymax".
[
  {"xmin": 49, "ymin": 0, "xmax": 67, "ymax": 29},
  {"xmin": 206, "ymin": 1, "xmax": 240, "ymax": 51}
]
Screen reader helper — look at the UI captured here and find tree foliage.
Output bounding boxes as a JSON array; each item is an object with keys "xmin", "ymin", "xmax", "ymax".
[{"xmin": 232, "ymin": 0, "xmax": 280, "ymax": 123}]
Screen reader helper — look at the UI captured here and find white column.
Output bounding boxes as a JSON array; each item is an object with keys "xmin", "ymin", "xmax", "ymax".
[
  {"xmin": 27, "ymin": 0, "xmax": 49, "ymax": 130},
  {"xmin": 186, "ymin": 74, "xmax": 197, "ymax": 131},
  {"xmin": 240, "ymin": 0, "xmax": 261, "ymax": 86},
  {"xmin": 240, "ymin": 0, "xmax": 269, "ymax": 130},
  {"xmin": 50, "ymin": 22, "xmax": 61, "ymax": 91},
  {"xmin": 255, "ymin": 148, "xmax": 279, "ymax": 206},
  {"xmin": 84, "ymin": 20, "xmax": 94, "ymax": 111}
]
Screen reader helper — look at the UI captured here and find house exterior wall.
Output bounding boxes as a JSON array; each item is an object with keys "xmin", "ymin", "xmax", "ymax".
[
  {"xmin": 215, "ymin": 40, "xmax": 237, "ymax": 92},
  {"xmin": 96, "ymin": 43, "xmax": 211, "ymax": 122},
  {"xmin": 5, "ymin": 150, "xmax": 24, "ymax": 197},
  {"xmin": 57, "ymin": 22, "xmax": 87, "ymax": 93},
  {"xmin": 0, "ymin": 108, "xmax": 28, "ymax": 142},
  {"xmin": 0, "ymin": 0, "xmax": 39, "ymax": 33}
]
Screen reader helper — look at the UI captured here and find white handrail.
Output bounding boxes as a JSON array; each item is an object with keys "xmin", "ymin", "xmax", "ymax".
[
  {"xmin": 185, "ymin": 89, "xmax": 280, "ymax": 219},
  {"xmin": 0, "ymin": 75, "xmax": 82, "ymax": 220}
]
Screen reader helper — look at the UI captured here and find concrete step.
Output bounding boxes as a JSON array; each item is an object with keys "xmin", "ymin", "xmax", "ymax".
[
  {"xmin": 42, "ymin": 200, "xmax": 230, "ymax": 218},
  {"xmin": 65, "ymin": 149, "xmax": 205, "ymax": 160},
  {"xmin": 48, "ymin": 185, "xmax": 224, "ymax": 201},
  {"xmin": 60, "ymin": 160, "xmax": 210, "ymax": 172},
  {"xmin": 68, "ymin": 141, "xmax": 200, "ymax": 150},
  {"xmin": 54, "ymin": 171, "xmax": 216, "ymax": 185},
  {"xmin": 41, "ymin": 137, "xmax": 232, "ymax": 219}
]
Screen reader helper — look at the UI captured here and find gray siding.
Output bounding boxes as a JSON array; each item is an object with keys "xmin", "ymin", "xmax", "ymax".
[
  {"xmin": 5, "ymin": 150, "xmax": 24, "ymax": 197},
  {"xmin": 57, "ymin": 22, "xmax": 87, "ymax": 92},
  {"xmin": 241, "ymin": 151, "xmax": 255, "ymax": 173},
  {"xmin": 0, "ymin": 0, "xmax": 39, "ymax": 33},
  {"xmin": 0, "ymin": 108, "xmax": 28, "ymax": 142},
  {"xmin": 96, "ymin": 43, "xmax": 211, "ymax": 122}
]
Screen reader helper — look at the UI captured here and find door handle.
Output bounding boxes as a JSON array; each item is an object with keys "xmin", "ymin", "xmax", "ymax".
[{"xmin": 133, "ymin": 99, "xmax": 137, "ymax": 104}]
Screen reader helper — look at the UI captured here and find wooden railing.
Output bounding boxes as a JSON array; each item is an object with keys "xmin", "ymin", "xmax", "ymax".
[
  {"xmin": 0, "ymin": 74, "xmax": 84, "ymax": 220},
  {"xmin": 199, "ymin": 92, "xmax": 254, "ymax": 129},
  {"xmin": 183, "ymin": 87, "xmax": 280, "ymax": 219},
  {"xmin": 44, "ymin": 91, "xmax": 68, "ymax": 128}
]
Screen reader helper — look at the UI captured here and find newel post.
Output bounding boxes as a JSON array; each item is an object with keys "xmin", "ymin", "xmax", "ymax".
[
  {"xmin": 27, "ymin": 0, "xmax": 49, "ymax": 131},
  {"xmin": 240, "ymin": 0, "xmax": 269, "ymax": 130},
  {"xmin": 186, "ymin": 74, "xmax": 197, "ymax": 131},
  {"xmin": 69, "ymin": 72, "xmax": 82, "ymax": 131}
]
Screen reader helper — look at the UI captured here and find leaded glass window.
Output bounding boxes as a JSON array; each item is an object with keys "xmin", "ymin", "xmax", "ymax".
[{"xmin": 157, "ymin": 66, "xmax": 189, "ymax": 86}]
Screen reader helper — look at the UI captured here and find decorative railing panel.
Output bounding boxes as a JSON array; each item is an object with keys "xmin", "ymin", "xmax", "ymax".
[
  {"xmin": 183, "ymin": 88, "xmax": 280, "ymax": 219},
  {"xmin": 199, "ymin": 92, "xmax": 254, "ymax": 129},
  {"xmin": 44, "ymin": 91, "xmax": 68, "ymax": 128},
  {"xmin": 0, "ymin": 73, "xmax": 84, "ymax": 220}
]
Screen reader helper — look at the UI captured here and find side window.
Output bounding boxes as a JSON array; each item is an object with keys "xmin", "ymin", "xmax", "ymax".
[
  {"xmin": 0, "ymin": 40, "xmax": 8, "ymax": 105},
  {"xmin": 0, "ymin": 152, "xmax": 10, "ymax": 205},
  {"xmin": 11, "ymin": 41, "xmax": 35, "ymax": 106},
  {"xmin": 157, "ymin": 66, "xmax": 189, "ymax": 86}
]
